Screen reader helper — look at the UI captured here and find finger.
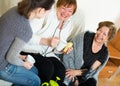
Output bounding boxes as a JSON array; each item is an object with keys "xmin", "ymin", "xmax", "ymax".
[
  {"xmin": 69, "ymin": 75, "xmax": 74, "ymax": 80},
  {"xmin": 66, "ymin": 74, "xmax": 72, "ymax": 78},
  {"xmin": 66, "ymin": 69, "xmax": 71, "ymax": 71}
]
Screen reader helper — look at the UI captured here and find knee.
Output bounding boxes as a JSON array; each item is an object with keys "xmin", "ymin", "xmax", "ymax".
[{"xmin": 28, "ymin": 77, "xmax": 41, "ymax": 86}]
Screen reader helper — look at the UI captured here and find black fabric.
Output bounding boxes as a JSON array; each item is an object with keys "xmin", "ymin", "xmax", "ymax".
[
  {"xmin": 78, "ymin": 78, "xmax": 97, "ymax": 86},
  {"xmin": 66, "ymin": 77, "xmax": 96, "ymax": 86},
  {"xmin": 20, "ymin": 51, "xmax": 65, "ymax": 85},
  {"xmin": 79, "ymin": 67, "xmax": 96, "ymax": 84}
]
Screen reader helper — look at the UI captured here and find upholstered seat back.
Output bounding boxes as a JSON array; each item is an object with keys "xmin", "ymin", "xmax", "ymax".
[{"xmin": 67, "ymin": 8, "xmax": 85, "ymax": 41}]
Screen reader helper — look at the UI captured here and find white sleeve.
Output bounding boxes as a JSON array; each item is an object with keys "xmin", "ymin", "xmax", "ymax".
[
  {"xmin": 28, "ymin": 34, "xmax": 41, "ymax": 45},
  {"xmin": 56, "ymin": 20, "xmax": 73, "ymax": 51},
  {"xmin": 6, "ymin": 37, "xmax": 25, "ymax": 66}
]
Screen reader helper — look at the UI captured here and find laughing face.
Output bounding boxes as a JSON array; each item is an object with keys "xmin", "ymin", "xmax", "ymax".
[
  {"xmin": 94, "ymin": 26, "xmax": 110, "ymax": 43},
  {"xmin": 57, "ymin": 5, "xmax": 75, "ymax": 21}
]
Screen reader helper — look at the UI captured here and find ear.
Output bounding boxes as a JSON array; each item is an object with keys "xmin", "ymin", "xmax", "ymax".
[
  {"xmin": 37, "ymin": 8, "xmax": 45, "ymax": 14},
  {"xmin": 35, "ymin": 8, "xmax": 45, "ymax": 18}
]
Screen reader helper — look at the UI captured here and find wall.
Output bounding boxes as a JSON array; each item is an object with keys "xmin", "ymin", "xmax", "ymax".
[
  {"xmin": 77, "ymin": 0, "xmax": 120, "ymax": 31},
  {"xmin": 0, "ymin": 0, "xmax": 21, "ymax": 16},
  {"xmin": 0, "ymin": 0, "xmax": 120, "ymax": 31}
]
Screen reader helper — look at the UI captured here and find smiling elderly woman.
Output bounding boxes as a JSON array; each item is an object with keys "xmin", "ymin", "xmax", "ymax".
[{"xmin": 63, "ymin": 21, "xmax": 117, "ymax": 86}]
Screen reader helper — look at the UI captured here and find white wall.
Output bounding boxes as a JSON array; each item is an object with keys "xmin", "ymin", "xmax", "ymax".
[
  {"xmin": 0, "ymin": 0, "xmax": 120, "ymax": 31},
  {"xmin": 77, "ymin": 0, "xmax": 120, "ymax": 32},
  {"xmin": 0, "ymin": 0, "xmax": 21, "ymax": 16}
]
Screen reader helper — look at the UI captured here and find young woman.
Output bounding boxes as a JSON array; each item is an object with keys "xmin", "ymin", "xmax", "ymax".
[
  {"xmin": 21, "ymin": 0, "xmax": 78, "ymax": 85},
  {"xmin": 0, "ymin": 0, "xmax": 54, "ymax": 86},
  {"xmin": 63, "ymin": 21, "xmax": 117, "ymax": 86}
]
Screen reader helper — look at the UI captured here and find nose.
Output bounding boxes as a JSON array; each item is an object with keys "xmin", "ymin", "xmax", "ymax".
[{"xmin": 98, "ymin": 32, "xmax": 104, "ymax": 38}]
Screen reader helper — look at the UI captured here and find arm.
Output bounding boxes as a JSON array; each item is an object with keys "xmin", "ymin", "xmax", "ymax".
[
  {"xmin": 55, "ymin": 20, "xmax": 73, "ymax": 52},
  {"xmin": 79, "ymin": 47, "xmax": 109, "ymax": 84},
  {"xmin": 91, "ymin": 60, "xmax": 101, "ymax": 70},
  {"xmin": 40, "ymin": 37, "xmax": 60, "ymax": 48},
  {"xmin": 6, "ymin": 37, "xmax": 25, "ymax": 66},
  {"xmin": 82, "ymin": 60, "xmax": 101, "ymax": 78}
]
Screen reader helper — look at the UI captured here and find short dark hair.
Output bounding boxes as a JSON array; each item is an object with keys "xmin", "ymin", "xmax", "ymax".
[
  {"xmin": 18, "ymin": 0, "xmax": 55, "ymax": 18},
  {"xmin": 97, "ymin": 21, "xmax": 117, "ymax": 41}
]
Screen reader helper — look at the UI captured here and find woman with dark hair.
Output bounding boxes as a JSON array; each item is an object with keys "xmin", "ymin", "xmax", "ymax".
[
  {"xmin": 0, "ymin": 0, "xmax": 54, "ymax": 86},
  {"xmin": 63, "ymin": 21, "xmax": 117, "ymax": 86}
]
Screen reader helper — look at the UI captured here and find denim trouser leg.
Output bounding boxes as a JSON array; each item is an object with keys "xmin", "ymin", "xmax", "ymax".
[{"xmin": 0, "ymin": 64, "xmax": 41, "ymax": 86}]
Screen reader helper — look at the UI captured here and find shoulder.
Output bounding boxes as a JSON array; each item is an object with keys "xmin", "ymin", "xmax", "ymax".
[
  {"xmin": 1, "ymin": 7, "xmax": 17, "ymax": 18},
  {"xmin": 1, "ymin": 6, "xmax": 32, "ymax": 42},
  {"xmin": 84, "ymin": 31, "xmax": 95, "ymax": 40},
  {"xmin": 84, "ymin": 31, "xmax": 95, "ymax": 36}
]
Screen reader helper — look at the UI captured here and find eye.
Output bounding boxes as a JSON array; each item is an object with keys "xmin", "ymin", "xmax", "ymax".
[
  {"xmin": 61, "ymin": 7, "xmax": 66, "ymax": 10},
  {"xmin": 103, "ymin": 33, "xmax": 107, "ymax": 36},
  {"xmin": 68, "ymin": 10, "xmax": 73, "ymax": 14},
  {"xmin": 97, "ymin": 29, "xmax": 102, "ymax": 33}
]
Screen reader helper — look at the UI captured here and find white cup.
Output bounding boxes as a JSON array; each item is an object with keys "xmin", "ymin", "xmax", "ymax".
[{"xmin": 26, "ymin": 55, "xmax": 35, "ymax": 64}]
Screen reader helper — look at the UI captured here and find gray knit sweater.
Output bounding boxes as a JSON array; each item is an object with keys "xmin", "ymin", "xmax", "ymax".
[{"xmin": 0, "ymin": 7, "xmax": 32, "ymax": 70}]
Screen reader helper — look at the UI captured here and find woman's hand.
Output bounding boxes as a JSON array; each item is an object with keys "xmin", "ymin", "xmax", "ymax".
[
  {"xmin": 66, "ymin": 69, "xmax": 82, "ymax": 80},
  {"xmin": 23, "ymin": 61, "xmax": 33, "ymax": 70},
  {"xmin": 62, "ymin": 42, "xmax": 73, "ymax": 54},
  {"xmin": 50, "ymin": 37, "xmax": 60, "ymax": 48},
  {"xmin": 19, "ymin": 54, "xmax": 33, "ymax": 69},
  {"xmin": 19, "ymin": 54, "xmax": 27, "ymax": 61},
  {"xmin": 40, "ymin": 37, "xmax": 60, "ymax": 48},
  {"xmin": 62, "ymin": 46, "xmax": 73, "ymax": 54}
]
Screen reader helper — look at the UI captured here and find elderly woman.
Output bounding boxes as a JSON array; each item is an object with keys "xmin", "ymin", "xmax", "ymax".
[
  {"xmin": 63, "ymin": 21, "xmax": 117, "ymax": 86},
  {"xmin": 20, "ymin": 0, "xmax": 79, "ymax": 85}
]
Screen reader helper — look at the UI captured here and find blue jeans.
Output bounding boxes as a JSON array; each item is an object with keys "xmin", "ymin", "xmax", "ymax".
[{"xmin": 0, "ymin": 64, "xmax": 41, "ymax": 86}]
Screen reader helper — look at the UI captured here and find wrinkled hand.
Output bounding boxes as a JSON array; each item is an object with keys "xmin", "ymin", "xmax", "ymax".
[
  {"xmin": 23, "ymin": 61, "xmax": 33, "ymax": 70},
  {"xmin": 66, "ymin": 69, "xmax": 82, "ymax": 81},
  {"xmin": 50, "ymin": 37, "xmax": 60, "ymax": 48}
]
